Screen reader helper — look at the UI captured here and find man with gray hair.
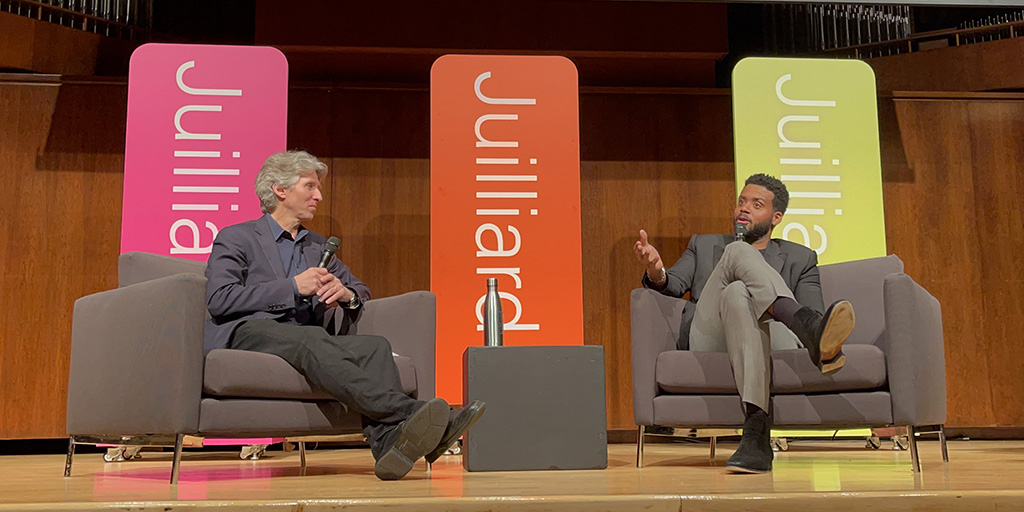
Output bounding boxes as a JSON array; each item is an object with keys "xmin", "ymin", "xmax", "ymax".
[{"xmin": 205, "ymin": 150, "xmax": 484, "ymax": 480}]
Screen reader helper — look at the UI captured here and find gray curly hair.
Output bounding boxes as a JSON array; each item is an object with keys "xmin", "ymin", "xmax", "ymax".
[{"xmin": 254, "ymin": 150, "xmax": 328, "ymax": 213}]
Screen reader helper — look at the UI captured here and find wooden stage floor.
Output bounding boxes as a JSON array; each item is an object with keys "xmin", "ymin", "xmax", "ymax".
[{"xmin": 0, "ymin": 440, "xmax": 1021, "ymax": 511}]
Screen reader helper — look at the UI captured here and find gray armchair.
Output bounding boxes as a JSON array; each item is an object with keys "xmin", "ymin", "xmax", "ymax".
[
  {"xmin": 65, "ymin": 252, "xmax": 436, "ymax": 483},
  {"xmin": 631, "ymin": 254, "xmax": 947, "ymax": 472}
]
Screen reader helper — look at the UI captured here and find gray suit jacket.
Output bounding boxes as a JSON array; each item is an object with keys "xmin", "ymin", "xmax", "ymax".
[
  {"xmin": 642, "ymin": 234, "xmax": 824, "ymax": 349},
  {"xmin": 204, "ymin": 217, "xmax": 371, "ymax": 351}
]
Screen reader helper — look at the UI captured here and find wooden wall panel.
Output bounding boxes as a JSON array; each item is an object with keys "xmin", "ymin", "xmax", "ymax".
[
  {"xmin": 882, "ymin": 100, "xmax": 994, "ymax": 427},
  {"xmin": 869, "ymin": 37, "xmax": 1024, "ymax": 92},
  {"xmin": 879, "ymin": 97, "xmax": 1024, "ymax": 427},
  {"xmin": 0, "ymin": 83, "xmax": 125, "ymax": 439},
  {"xmin": 5, "ymin": 81, "xmax": 1024, "ymax": 439},
  {"xmin": 965, "ymin": 102, "xmax": 1024, "ymax": 426}
]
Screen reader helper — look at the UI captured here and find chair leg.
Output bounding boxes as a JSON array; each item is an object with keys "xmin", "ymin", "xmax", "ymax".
[
  {"xmin": 938, "ymin": 425, "xmax": 949, "ymax": 463},
  {"xmin": 709, "ymin": 436, "xmax": 716, "ymax": 461},
  {"xmin": 636, "ymin": 425, "xmax": 645, "ymax": 468},
  {"xmin": 299, "ymin": 441, "xmax": 307, "ymax": 475},
  {"xmin": 170, "ymin": 434, "xmax": 184, "ymax": 484},
  {"xmin": 907, "ymin": 425, "xmax": 921, "ymax": 473},
  {"xmin": 64, "ymin": 437, "xmax": 76, "ymax": 478}
]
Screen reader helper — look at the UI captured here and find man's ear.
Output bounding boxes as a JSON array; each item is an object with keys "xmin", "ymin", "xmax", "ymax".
[
  {"xmin": 771, "ymin": 210, "xmax": 784, "ymax": 227},
  {"xmin": 272, "ymin": 183, "xmax": 287, "ymax": 201}
]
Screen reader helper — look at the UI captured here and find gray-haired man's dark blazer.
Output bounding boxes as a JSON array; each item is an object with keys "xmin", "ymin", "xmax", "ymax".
[
  {"xmin": 642, "ymin": 234, "xmax": 825, "ymax": 349},
  {"xmin": 204, "ymin": 217, "xmax": 371, "ymax": 352}
]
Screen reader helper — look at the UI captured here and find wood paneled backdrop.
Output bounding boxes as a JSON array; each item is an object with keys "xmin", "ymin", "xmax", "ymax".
[{"xmin": 2, "ymin": 80, "xmax": 1023, "ymax": 439}]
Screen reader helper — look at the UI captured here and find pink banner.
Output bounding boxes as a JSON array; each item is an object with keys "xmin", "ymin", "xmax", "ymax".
[
  {"xmin": 121, "ymin": 43, "xmax": 288, "ymax": 260},
  {"xmin": 119, "ymin": 43, "xmax": 288, "ymax": 447}
]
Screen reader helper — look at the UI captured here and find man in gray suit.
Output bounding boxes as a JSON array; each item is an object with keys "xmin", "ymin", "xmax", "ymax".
[
  {"xmin": 205, "ymin": 150, "xmax": 484, "ymax": 480},
  {"xmin": 633, "ymin": 173, "xmax": 854, "ymax": 474}
]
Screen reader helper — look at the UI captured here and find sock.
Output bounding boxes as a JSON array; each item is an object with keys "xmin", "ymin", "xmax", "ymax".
[
  {"xmin": 770, "ymin": 296, "xmax": 802, "ymax": 328},
  {"xmin": 745, "ymin": 402, "xmax": 765, "ymax": 416}
]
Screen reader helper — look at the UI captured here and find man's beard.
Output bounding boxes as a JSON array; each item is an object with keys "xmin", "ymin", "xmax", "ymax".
[{"xmin": 741, "ymin": 217, "xmax": 773, "ymax": 243}]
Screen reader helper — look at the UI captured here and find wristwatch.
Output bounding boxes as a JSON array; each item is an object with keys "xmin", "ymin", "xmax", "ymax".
[
  {"xmin": 652, "ymin": 267, "xmax": 667, "ymax": 285},
  {"xmin": 344, "ymin": 293, "xmax": 361, "ymax": 309}
]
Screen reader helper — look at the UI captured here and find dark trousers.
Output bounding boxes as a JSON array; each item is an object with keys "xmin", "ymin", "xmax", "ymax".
[{"xmin": 231, "ymin": 319, "xmax": 424, "ymax": 456}]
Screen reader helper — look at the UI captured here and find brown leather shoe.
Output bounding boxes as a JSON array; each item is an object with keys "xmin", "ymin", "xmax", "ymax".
[{"xmin": 792, "ymin": 300, "xmax": 855, "ymax": 375}]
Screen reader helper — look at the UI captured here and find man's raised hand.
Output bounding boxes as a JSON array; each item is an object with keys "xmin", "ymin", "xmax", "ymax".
[{"xmin": 633, "ymin": 229, "xmax": 664, "ymax": 278}]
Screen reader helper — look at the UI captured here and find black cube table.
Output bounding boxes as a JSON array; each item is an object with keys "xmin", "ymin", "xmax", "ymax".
[{"xmin": 461, "ymin": 345, "xmax": 607, "ymax": 472}]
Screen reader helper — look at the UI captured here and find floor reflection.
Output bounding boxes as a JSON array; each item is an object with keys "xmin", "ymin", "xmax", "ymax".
[{"xmin": 0, "ymin": 440, "xmax": 1014, "ymax": 506}]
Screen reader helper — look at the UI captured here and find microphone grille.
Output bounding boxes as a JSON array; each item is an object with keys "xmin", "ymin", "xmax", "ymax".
[{"xmin": 325, "ymin": 236, "xmax": 340, "ymax": 253}]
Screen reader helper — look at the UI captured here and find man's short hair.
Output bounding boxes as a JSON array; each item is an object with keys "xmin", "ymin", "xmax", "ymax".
[
  {"xmin": 744, "ymin": 173, "xmax": 789, "ymax": 214},
  {"xmin": 254, "ymin": 150, "xmax": 328, "ymax": 213}
]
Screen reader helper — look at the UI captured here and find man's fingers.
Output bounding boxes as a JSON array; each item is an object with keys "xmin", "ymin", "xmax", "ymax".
[
  {"xmin": 316, "ymin": 281, "xmax": 336, "ymax": 298},
  {"xmin": 321, "ymin": 283, "xmax": 346, "ymax": 305},
  {"xmin": 639, "ymin": 229, "xmax": 649, "ymax": 246}
]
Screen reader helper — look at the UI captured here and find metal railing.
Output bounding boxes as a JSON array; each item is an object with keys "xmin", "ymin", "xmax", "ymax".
[
  {"xmin": 765, "ymin": 4, "xmax": 912, "ymax": 54},
  {"xmin": 0, "ymin": 0, "xmax": 153, "ymax": 40},
  {"xmin": 825, "ymin": 8, "xmax": 1024, "ymax": 58}
]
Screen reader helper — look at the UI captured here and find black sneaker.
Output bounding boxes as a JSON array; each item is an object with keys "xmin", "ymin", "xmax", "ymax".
[
  {"xmin": 374, "ymin": 398, "xmax": 449, "ymax": 480},
  {"xmin": 792, "ymin": 300, "xmax": 855, "ymax": 375},
  {"xmin": 424, "ymin": 400, "xmax": 487, "ymax": 464}
]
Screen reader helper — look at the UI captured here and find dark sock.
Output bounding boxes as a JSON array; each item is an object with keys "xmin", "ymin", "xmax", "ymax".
[
  {"xmin": 770, "ymin": 296, "xmax": 802, "ymax": 328},
  {"xmin": 744, "ymin": 402, "xmax": 765, "ymax": 416}
]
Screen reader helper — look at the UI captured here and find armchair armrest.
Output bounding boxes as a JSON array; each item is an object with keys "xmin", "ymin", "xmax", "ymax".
[
  {"xmin": 348, "ymin": 291, "xmax": 436, "ymax": 400},
  {"xmin": 118, "ymin": 251, "xmax": 206, "ymax": 287},
  {"xmin": 881, "ymin": 273, "xmax": 946, "ymax": 426},
  {"xmin": 66, "ymin": 274, "xmax": 206, "ymax": 437},
  {"xmin": 631, "ymin": 288, "xmax": 686, "ymax": 426}
]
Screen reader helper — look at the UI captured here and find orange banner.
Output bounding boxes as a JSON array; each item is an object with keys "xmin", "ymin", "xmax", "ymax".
[{"xmin": 430, "ymin": 55, "xmax": 583, "ymax": 403}]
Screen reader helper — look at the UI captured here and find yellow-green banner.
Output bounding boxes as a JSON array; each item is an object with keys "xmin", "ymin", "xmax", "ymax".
[
  {"xmin": 733, "ymin": 57, "xmax": 884, "ymax": 440},
  {"xmin": 733, "ymin": 57, "xmax": 885, "ymax": 265}
]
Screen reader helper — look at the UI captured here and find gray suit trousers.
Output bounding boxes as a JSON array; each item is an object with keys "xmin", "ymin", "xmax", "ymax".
[{"xmin": 690, "ymin": 241, "xmax": 801, "ymax": 412}]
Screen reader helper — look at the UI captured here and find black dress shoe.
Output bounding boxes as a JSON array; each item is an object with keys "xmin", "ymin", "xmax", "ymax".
[
  {"xmin": 424, "ymin": 400, "xmax": 487, "ymax": 464},
  {"xmin": 725, "ymin": 408, "xmax": 773, "ymax": 474},
  {"xmin": 791, "ymin": 300, "xmax": 855, "ymax": 375},
  {"xmin": 374, "ymin": 398, "xmax": 449, "ymax": 480}
]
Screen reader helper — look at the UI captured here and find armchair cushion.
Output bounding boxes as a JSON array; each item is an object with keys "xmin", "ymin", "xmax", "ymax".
[
  {"xmin": 656, "ymin": 344, "xmax": 887, "ymax": 395},
  {"xmin": 203, "ymin": 349, "xmax": 417, "ymax": 400}
]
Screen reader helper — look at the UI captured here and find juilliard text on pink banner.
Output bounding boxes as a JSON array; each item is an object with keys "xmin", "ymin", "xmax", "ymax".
[{"xmin": 121, "ymin": 44, "xmax": 288, "ymax": 260}]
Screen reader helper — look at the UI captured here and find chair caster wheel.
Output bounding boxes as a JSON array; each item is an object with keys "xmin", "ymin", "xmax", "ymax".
[
  {"xmin": 240, "ymin": 444, "xmax": 269, "ymax": 460},
  {"xmin": 891, "ymin": 435, "xmax": 909, "ymax": 451},
  {"xmin": 770, "ymin": 437, "xmax": 789, "ymax": 452},
  {"xmin": 104, "ymin": 446, "xmax": 142, "ymax": 462},
  {"xmin": 444, "ymin": 441, "xmax": 462, "ymax": 456},
  {"xmin": 866, "ymin": 436, "xmax": 882, "ymax": 449}
]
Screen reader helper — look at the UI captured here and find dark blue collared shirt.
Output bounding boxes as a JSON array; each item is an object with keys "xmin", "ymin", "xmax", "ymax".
[{"xmin": 265, "ymin": 213, "xmax": 313, "ymax": 325}]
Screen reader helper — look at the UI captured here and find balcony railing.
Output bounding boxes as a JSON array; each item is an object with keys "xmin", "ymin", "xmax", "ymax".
[
  {"xmin": 826, "ymin": 9, "xmax": 1024, "ymax": 58},
  {"xmin": 765, "ymin": 4, "xmax": 911, "ymax": 54},
  {"xmin": 0, "ymin": 0, "xmax": 153, "ymax": 40}
]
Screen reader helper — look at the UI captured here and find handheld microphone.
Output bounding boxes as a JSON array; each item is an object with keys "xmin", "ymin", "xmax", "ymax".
[
  {"xmin": 318, "ymin": 236, "xmax": 340, "ymax": 267},
  {"xmin": 734, "ymin": 222, "xmax": 747, "ymax": 242}
]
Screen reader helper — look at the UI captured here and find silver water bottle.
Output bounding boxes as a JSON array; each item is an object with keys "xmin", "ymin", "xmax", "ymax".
[{"xmin": 483, "ymin": 277, "xmax": 504, "ymax": 347}]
